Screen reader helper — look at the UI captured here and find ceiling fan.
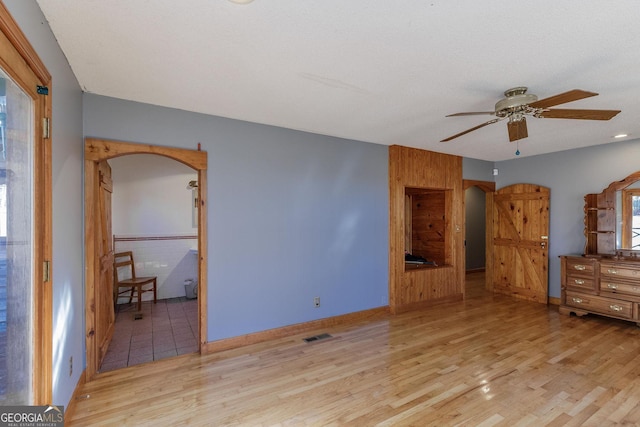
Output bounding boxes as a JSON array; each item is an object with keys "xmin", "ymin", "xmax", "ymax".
[{"xmin": 441, "ymin": 87, "xmax": 621, "ymax": 143}]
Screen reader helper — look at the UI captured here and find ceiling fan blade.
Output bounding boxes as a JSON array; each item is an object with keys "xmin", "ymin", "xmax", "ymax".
[
  {"xmin": 441, "ymin": 118, "xmax": 500, "ymax": 142},
  {"xmin": 537, "ymin": 108, "xmax": 621, "ymax": 120},
  {"xmin": 507, "ymin": 118, "xmax": 528, "ymax": 142},
  {"xmin": 446, "ymin": 111, "xmax": 495, "ymax": 117},
  {"xmin": 528, "ymin": 89, "xmax": 598, "ymax": 109}
]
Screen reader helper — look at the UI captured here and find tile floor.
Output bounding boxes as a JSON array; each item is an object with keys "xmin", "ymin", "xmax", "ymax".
[{"xmin": 99, "ymin": 297, "xmax": 199, "ymax": 373}]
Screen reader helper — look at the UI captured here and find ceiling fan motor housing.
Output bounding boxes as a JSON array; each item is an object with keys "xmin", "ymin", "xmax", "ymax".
[{"xmin": 494, "ymin": 87, "xmax": 538, "ymax": 117}]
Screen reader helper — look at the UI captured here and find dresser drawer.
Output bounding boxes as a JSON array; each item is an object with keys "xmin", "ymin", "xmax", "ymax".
[
  {"xmin": 566, "ymin": 275, "xmax": 596, "ymax": 292},
  {"xmin": 600, "ymin": 280, "xmax": 640, "ymax": 297},
  {"xmin": 566, "ymin": 257, "xmax": 596, "ymax": 275},
  {"xmin": 600, "ymin": 263, "xmax": 640, "ymax": 280},
  {"xmin": 565, "ymin": 291, "xmax": 633, "ymax": 319}
]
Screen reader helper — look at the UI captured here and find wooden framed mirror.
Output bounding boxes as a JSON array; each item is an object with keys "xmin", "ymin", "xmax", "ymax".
[{"xmin": 584, "ymin": 170, "xmax": 640, "ymax": 256}]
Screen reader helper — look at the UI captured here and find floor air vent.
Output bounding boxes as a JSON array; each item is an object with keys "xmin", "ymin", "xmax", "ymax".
[{"xmin": 303, "ymin": 333, "xmax": 332, "ymax": 343}]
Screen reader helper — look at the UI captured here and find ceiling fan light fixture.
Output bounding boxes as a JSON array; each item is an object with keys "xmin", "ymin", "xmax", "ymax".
[{"xmin": 494, "ymin": 87, "xmax": 538, "ymax": 116}]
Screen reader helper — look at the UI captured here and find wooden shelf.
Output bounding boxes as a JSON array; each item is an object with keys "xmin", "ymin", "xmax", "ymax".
[{"xmin": 584, "ymin": 189, "xmax": 617, "ymax": 255}]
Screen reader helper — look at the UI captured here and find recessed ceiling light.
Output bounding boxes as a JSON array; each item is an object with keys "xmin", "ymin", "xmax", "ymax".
[
  {"xmin": 228, "ymin": 0, "xmax": 254, "ymax": 4},
  {"xmin": 614, "ymin": 133, "xmax": 628, "ymax": 139}
]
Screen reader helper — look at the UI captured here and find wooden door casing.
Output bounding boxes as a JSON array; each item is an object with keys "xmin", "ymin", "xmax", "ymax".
[
  {"xmin": 84, "ymin": 138, "xmax": 208, "ymax": 380},
  {"xmin": 96, "ymin": 161, "xmax": 115, "ymax": 365},
  {"xmin": 0, "ymin": 2, "xmax": 53, "ymax": 404},
  {"xmin": 491, "ymin": 184, "xmax": 550, "ymax": 303}
]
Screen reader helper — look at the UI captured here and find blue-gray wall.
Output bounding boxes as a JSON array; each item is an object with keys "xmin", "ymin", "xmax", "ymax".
[
  {"xmin": 495, "ymin": 139, "xmax": 640, "ymax": 298},
  {"xmin": 83, "ymin": 94, "xmax": 390, "ymax": 341},
  {"xmin": 463, "ymin": 157, "xmax": 495, "ymax": 182},
  {"xmin": 6, "ymin": 0, "xmax": 84, "ymax": 409}
]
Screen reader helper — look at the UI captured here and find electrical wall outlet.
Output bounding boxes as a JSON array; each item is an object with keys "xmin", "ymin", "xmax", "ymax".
[{"xmin": 314, "ymin": 296, "xmax": 320, "ymax": 307}]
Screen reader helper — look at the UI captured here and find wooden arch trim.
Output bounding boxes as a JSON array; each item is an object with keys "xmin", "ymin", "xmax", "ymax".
[
  {"xmin": 84, "ymin": 138, "xmax": 208, "ymax": 380},
  {"xmin": 85, "ymin": 138, "xmax": 207, "ymax": 170},
  {"xmin": 463, "ymin": 179, "xmax": 496, "ymax": 193}
]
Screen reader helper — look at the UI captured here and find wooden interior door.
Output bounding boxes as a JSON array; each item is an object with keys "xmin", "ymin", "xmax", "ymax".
[
  {"xmin": 95, "ymin": 160, "xmax": 115, "ymax": 366},
  {"xmin": 491, "ymin": 183, "xmax": 550, "ymax": 303}
]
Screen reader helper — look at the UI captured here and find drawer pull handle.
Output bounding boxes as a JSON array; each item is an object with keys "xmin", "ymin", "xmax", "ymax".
[
  {"xmin": 574, "ymin": 265, "xmax": 586, "ymax": 271},
  {"xmin": 574, "ymin": 279, "xmax": 585, "ymax": 285},
  {"xmin": 607, "ymin": 283, "xmax": 618, "ymax": 290},
  {"xmin": 609, "ymin": 304, "xmax": 624, "ymax": 312},
  {"xmin": 608, "ymin": 269, "xmax": 618, "ymax": 274},
  {"xmin": 571, "ymin": 297, "xmax": 583, "ymax": 304}
]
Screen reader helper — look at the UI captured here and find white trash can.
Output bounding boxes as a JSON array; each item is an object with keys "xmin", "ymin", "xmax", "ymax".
[{"xmin": 184, "ymin": 279, "xmax": 198, "ymax": 299}]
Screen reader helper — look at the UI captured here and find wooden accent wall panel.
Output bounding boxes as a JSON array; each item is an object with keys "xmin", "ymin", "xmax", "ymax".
[
  {"xmin": 404, "ymin": 195, "xmax": 412, "ymax": 254},
  {"xmin": 389, "ymin": 145, "xmax": 464, "ymax": 313},
  {"xmin": 411, "ymin": 191, "xmax": 448, "ymax": 266}
]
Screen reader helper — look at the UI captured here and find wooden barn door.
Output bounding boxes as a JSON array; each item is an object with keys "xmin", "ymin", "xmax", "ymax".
[
  {"xmin": 95, "ymin": 160, "xmax": 115, "ymax": 366},
  {"xmin": 491, "ymin": 183, "xmax": 550, "ymax": 303}
]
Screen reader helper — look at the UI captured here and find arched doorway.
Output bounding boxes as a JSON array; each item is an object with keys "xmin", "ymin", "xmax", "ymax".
[
  {"xmin": 84, "ymin": 138, "xmax": 207, "ymax": 380},
  {"xmin": 463, "ymin": 180, "xmax": 495, "ymax": 293}
]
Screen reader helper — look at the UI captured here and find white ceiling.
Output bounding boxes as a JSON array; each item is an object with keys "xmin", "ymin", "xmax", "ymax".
[{"xmin": 35, "ymin": 0, "xmax": 640, "ymax": 161}]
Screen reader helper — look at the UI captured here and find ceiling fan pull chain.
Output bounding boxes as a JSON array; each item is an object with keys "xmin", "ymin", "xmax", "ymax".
[{"xmin": 515, "ymin": 141, "xmax": 520, "ymax": 156}]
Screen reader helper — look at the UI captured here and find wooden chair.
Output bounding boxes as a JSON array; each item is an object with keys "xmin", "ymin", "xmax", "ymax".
[{"xmin": 114, "ymin": 251, "xmax": 157, "ymax": 311}]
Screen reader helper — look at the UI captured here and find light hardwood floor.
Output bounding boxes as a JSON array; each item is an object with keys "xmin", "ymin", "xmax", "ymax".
[{"xmin": 68, "ymin": 273, "xmax": 640, "ymax": 426}]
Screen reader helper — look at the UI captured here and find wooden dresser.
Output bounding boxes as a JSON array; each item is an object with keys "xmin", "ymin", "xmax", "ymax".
[
  {"xmin": 560, "ymin": 255, "xmax": 640, "ymax": 324},
  {"xmin": 560, "ymin": 170, "xmax": 640, "ymax": 325}
]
